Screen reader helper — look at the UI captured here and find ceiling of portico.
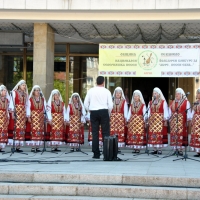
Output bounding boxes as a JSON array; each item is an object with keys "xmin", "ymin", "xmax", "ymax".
[{"xmin": 1, "ymin": 22, "xmax": 200, "ymax": 44}]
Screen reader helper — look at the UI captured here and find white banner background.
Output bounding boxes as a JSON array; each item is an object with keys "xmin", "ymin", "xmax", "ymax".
[{"xmin": 99, "ymin": 44, "xmax": 200, "ymax": 77}]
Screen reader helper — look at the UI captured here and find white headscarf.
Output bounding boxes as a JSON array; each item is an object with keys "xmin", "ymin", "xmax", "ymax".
[
  {"xmin": 10, "ymin": 80, "xmax": 29, "ymax": 109},
  {"xmin": 0, "ymin": 84, "xmax": 10, "ymax": 102},
  {"xmin": 47, "ymin": 89, "xmax": 63, "ymax": 111},
  {"xmin": 153, "ymin": 87, "xmax": 166, "ymax": 101},
  {"xmin": 29, "ymin": 85, "xmax": 45, "ymax": 101},
  {"xmin": 112, "ymin": 87, "xmax": 125, "ymax": 99},
  {"xmin": 131, "ymin": 90, "xmax": 145, "ymax": 104},
  {"xmin": 69, "ymin": 93, "xmax": 86, "ymax": 116},
  {"xmin": 12, "ymin": 80, "xmax": 28, "ymax": 95},
  {"xmin": 176, "ymin": 88, "xmax": 188, "ymax": 100}
]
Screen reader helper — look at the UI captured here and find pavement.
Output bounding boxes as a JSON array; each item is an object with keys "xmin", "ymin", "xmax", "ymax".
[
  {"xmin": 0, "ymin": 142, "xmax": 199, "ymax": 177},
  {"xmin": 0, "ymin": 132, "xmax": 199, "ymax": 199}
]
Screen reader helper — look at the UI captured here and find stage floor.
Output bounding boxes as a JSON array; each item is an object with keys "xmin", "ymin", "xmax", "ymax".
[{"xmin": 0, "ymin": 144, "xmax": 200, "ymax": 200}]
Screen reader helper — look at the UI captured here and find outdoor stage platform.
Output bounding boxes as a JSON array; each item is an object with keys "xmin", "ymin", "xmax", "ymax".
[{"xmin": 0, "ymin": 144, "xmax": 200, "ymax": 200}]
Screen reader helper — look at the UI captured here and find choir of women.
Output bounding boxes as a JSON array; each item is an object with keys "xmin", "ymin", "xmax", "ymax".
[{"xmin": 2, "ymin": 79, "xmax": 200, "ymax": 157}]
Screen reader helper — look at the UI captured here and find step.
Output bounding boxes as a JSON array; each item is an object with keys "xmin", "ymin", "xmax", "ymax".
[
  {"xmin": 0, "ymin": 172, "xmax": 199, "ymax": 188},
  {"xmin": 0, "ymin": 195, "xmax": 137, "ymax": 200},
  {"xmin": 0, "ymin": 183, "xmax": 200, "ymax": 199}
]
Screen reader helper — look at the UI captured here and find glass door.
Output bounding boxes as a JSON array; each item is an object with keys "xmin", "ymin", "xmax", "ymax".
[{"xmin": 69, "ymin": 56, "xmax": 98, "ymax": 102}]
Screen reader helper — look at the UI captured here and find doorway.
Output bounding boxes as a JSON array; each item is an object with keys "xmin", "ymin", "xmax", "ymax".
[{"xmin": 122, "ymin": 77, "xmax": 170, "ymax": 106}]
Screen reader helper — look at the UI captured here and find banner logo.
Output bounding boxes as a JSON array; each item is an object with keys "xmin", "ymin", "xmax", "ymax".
[{"xmin": 138, "ymin": 50, "xmax": 158, "ymax": 70}]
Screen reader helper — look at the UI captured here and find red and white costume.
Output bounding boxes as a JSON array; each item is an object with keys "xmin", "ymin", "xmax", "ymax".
[
  {"xmin": 65, "ymin": 93, "xmax": 86, "ymax": 147},
  {"xmin": 190, "ymin": 91, "xmax": 200, "ymax": 153},
  {"xmin": 148, "ymin": 87, "xmax": 169, "ymax": 149},
  {"xmin": 0, "ymin": 85, "xmax": 10, "ymax": 149},
  {"xmin": 46, "ymin": 89, "xmax": 67, "ymax": 146},
  {"xmin": 126, "ymin": 90, "xmax": 146, "ymax": 149},
  {"xmin": 169, "ymin": 88, "xmax": 191, "ymax": 150},
  {"xmin": 26, "ymin": 85, "xmax": 46, "ymax": 147},
  {"xmin": 110, "ymin": 87, "xmax": 128, "ymax": 147},
  {"xmin": 8, "ymin": 80, "xmax": 29, "ymax": 147}
]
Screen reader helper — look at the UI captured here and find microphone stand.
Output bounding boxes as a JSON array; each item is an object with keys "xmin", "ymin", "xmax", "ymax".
[
  {"xmin": 65, "ymin": 106, "xmax": 88, "ymax": 155},
  {"xmin": 133, "ymin": 97, "xmax": 159, "ymax": 157},
  {"xmin": 3, "ymin": 91, "xmax": 27, "ymax": 156},
  {"xmin": 41, "ymin": 94, "xmax": 57, "ymax": 155},
  {"xmin": 163, "ymin": 94, "xmax": 188, "ymax": 159},
  {"xmin": 173, "ymin": 102, "xmax": 200, "ymax": 162}
]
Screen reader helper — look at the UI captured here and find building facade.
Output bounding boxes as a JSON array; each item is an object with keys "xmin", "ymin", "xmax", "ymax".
[{"xmin": 0, "ymin": 0, "xmax": 200, "ymax": 103}]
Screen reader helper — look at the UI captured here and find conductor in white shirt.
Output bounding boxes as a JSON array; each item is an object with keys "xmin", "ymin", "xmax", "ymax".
[{"xmin": 84, "ymin": 76, "xmax": 113, "ymax": 159}]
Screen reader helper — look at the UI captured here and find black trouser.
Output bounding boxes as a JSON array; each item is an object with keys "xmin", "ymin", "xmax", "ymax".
[{"xmin": 90, "ymin": 109, "xmax": 110, "ymax": 156}]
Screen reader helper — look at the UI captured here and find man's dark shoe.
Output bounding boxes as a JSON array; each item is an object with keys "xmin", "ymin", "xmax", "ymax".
[{"xmin": 92, "ymin": 155, "xmax": 100, "ymax": 159}]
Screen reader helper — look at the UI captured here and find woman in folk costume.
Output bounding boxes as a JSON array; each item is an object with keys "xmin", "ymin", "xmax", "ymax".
[
  {"xmin": 46, "ymin": 89, "xmax": 66, "ymax": 152},
  {"xmin": 126, "ymin": 90, "xmax": 147, "ymax": 153},
  {"xmin": 26, "ymin": 85, "xmax": 46, "ymax": 152},
  {"xmin": 169, "ymin": 88, "xmax": 191, "ymax": 155},
  {"xmin": 148, "ymin": 87, "xmax": 169, "ymax": 155},
  {"xmin": 85, "ymin": 112, "xmax": 103, "ymax": 147},
  {"xmin": 110, "ymin": 87, "xmax": 128, "ymax": 148},
  {"xmin": 0, "ymin": 85, "xmax": 10, "ymax": 152},
  {"xmin": 8, "ymin": 80, "xmax": 29, "ymax": 152},
  {"xmin": 190, "ymin": 88, "xmax": 200, "ymax": 157},
  {"xmin": 66, "ymin": 93, "xmax": 86, "ymax": 151}
]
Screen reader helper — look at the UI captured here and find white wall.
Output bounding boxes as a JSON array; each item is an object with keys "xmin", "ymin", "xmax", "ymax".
[{"xmin": 0, "ymin": 0, "xmax": 200, "ymax": 10}]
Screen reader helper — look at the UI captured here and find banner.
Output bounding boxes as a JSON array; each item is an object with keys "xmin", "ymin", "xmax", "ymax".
[{"xmin": 99, "ymin": 44, "xmax": 200, "ymax": 77}]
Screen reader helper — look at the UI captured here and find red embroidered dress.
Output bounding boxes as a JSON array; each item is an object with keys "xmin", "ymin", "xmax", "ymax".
[
  {"xmin": 126, "ymin": 103, "xmax": 146, "ymax": 147},
  {"xmin": 9, "ymin": 90, "xmax": 27, "ymax": 141},
  {"xmin": 0, "ymin": 98, "xmax": 9, "ymax": 144},
  {"xmin": 190, "ymin": 103, "xmax": 200, "ymax": 152},
  {"xmin": 66, "ymin": 104, "xmax": 84, "ymax": 145},
  {"xmin": 148, "ymin": 100, "xmax": 168, "ymax": 147},
  {"xmin": 110, "ymin": 99, "xmax": 126, "ymax": 146},
  {"xmin": 170, "ymin": 100, "xmax": 188, "ymax": 147},
  {"xmin": 49, "ymin": 101, "xmax": 65, "ymax": 141},
  {"xmin": 26, "ymin": 97, "xmax": 44, "ymax": 141}
]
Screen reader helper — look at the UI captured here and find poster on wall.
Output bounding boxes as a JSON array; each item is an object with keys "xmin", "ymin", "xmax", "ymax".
[{"xmin": 99, "ymin": 44, "xmax": 200, "ymax": 77}]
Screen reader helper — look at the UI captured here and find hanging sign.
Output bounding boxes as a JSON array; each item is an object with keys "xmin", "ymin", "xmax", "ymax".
[{"xmin": 99, "ymin": 44, "xmax": 200, "ymax": 77}]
